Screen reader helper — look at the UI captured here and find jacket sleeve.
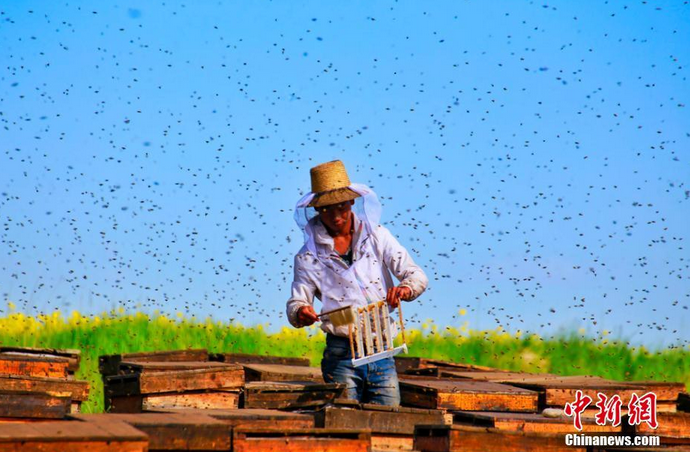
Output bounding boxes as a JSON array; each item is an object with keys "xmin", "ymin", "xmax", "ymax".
[
  {"xmin": 286, "ymin": 253, "xmax": 318, "ymax": 328},
  {"xmin": 376, "ymin": 226, "xmax": 429, "ymax": 301}
]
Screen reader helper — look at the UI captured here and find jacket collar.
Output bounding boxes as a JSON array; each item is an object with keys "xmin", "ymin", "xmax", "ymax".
[{"xmin": 311, "ymin": 214, "xmax": 369, "ymax": 259}]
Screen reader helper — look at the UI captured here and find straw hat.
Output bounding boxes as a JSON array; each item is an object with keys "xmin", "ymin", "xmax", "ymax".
[{"xmin": 308, "ymin": 160, "xmax": 360, "ymax": 208}]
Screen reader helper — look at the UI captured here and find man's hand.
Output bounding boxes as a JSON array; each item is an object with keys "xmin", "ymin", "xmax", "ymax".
[
  {"xmin": 387, "ymin": 286, "xmax": 412, "ymax": 309},
  {"xmin": 297, "ymin": 305, "xmax": 319, "ymax": 326}
]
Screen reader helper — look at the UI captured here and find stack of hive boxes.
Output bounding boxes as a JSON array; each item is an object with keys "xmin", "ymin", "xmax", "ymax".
[
  {"xmin": 0, "ymin": 346, "xmax": 89, "ymax": 419},
  {"xmin": 100, "ymin": 349, "xmax": 245, "ymax": 411},
  {"xmin": 396, "ymin": 357, "xmax": 690, "ymax": 451},
  {"xmin": 0, "ymin": 349, "xmax": 688, "ymax": 451}
]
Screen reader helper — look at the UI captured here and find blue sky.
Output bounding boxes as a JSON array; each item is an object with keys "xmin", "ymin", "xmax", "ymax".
[{"xmin": 1, "ymin": 1, "xmax": 688, "ymax": 348}]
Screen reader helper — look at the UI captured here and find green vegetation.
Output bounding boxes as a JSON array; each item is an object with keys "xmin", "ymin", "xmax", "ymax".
[{"xmin": 1, "ymin": 309, "xmax": 688, "ymax": 413}]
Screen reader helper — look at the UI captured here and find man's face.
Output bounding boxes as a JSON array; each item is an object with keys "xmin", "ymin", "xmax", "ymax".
[{"xmin": 317, "ymin": 200, "xmax": 354, "ymax": 232}]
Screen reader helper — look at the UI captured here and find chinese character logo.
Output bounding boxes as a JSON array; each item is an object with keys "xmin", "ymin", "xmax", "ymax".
[
  {"xmin": 628, "ymin": 392, "xmax": 658, "ymax": 429},
  {"xmin": 564, "ymin": 390, "xmax": 593, "ymax": 431},
  {"xmin": 564, "ymin": 390, "xmax": 658, "ymax": 431},
  {"xmin": 594, "ymin": 392, "xmax": 622, "ymax": 427}
]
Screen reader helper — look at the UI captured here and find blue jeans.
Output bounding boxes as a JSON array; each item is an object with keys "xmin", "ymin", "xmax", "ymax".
[{"xmin": 321, "ymin": 334, "xmax": 401, "ymax": 406}]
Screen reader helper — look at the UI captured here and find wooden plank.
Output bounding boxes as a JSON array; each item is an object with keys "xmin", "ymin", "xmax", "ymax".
[
  {"xmin": 108, "ymin": 391, "xmax": 240, "ymax": 412},
  {"xmin": 0, "ymin": 391, "xmax": 70, "ymax": 419},
  {"xmin": 0, "ymin": 374, "xmax": 89, "ymax": 401},
  {"xmin": 72, "ymin": 412, "xmax": 232, "ymax": 450},
  {"xmin": 616, "ymin": 381, "xmax": 687, "ymax": 402},
  {"xmin": 0, "ymin": 347, "xmax": 81, "ymax": 373},
  {"xmin": 105, "ymin": 365, "xmax": 244, "ymax": 395},
  {"xmin": 580, "ymin": 401, "xmax": 677, "ymax": 421},
  {"xmin": 504, "ymin": 376, "xmax": 681, "ymax": 407},
  {"xmin": 0, "ymin": 355, "xmax": 69, "ymax": 378},
  {"xmin": 0, "ymin": 418, "xmax": 67, "ymax": 424},
  {"xmin": 0, "ymin": 441, "xmax": 148, "ymax": 452},
  {"xmin": 143, "ymin": 391, "xmax": 240, "ymax": 411},
  {"xmin": 243, "ymin": 381, "xmax": 345, "ymax": 409},
  {"xmin": 137, "ymin": 366, "xmax": 243, "ymax": 393},
  {"xmin": 399, "ymin": 379, "xmax": 539, "ymax": 411},
  {"xmin": 233, "ymin": 428, "xmax": 370, "ymax": 452},
  {"xmin": 316, "ymin": 404, "xmax": 446, "ymax": 434},
  {"xmin": 242, "ymin": 363, "xmax": 323, "ymax": 382},
  {"xmin": 453, "ymin": 410, "xmax": 620, "ymax": 433},
  {"xmin": 634, "ymin": 412, "xmax": 690, "ymax": 438},
  {"xmin": 406, "ymin": 368, "xmax": 559, "ymax": 381},
  {"xmin": 99, "ymin": 349, "xmax": 209, "ymax": 376},
  {"xmin": 211, "ymin": 353, "xmax": 310, "ymax": 367},
  {"xmin": 371, "ymin": 434, "xmax": 415, "ymax": 451},
  {"xmin": 153, "ymin": 408, "xmax": 315, "ymax": 429},
  {"xmin": 119, "ymin": 360, "xmax": 241, "ymax": 374},
  {"xmin": 395, "ymin": 356, "xmax": 500, "ymax": 374},
  {"xmin": 414, "ymin": 424, "xmax": 586, "ymax": 452},
  {"xmin": 0, "ymin": 420, "xmax": 148, "ymax": 452}
]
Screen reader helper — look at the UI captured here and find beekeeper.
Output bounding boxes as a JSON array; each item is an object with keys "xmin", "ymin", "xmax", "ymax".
[{"xmin": 286, "ymin": 159, "xmax": 428, "ymax": 406}]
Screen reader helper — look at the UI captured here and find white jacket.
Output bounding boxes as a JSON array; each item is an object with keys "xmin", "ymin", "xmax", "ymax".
[{"xmin": 286, "ymin": 214, "xmax": 428, "ymax": 337}]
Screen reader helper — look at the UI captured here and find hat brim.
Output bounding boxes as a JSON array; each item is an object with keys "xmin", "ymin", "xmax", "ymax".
[{"xmin": 308, "ymin": 187, "xmax": 360, "ymax": 208}]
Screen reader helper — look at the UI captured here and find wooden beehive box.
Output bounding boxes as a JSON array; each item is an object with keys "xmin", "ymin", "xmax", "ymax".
[
  {"xmin": 233, "ymin": 428, "xmax": 370, "ymax": 452},
  {"xmin": 0, "ymin": 391, "xmax": 71, "ymax": 420},
  {"xmin": 316, "ymin": 400, "xmax": 448, "ymax": 434},
  {"xmin": 242, "ymin": 381, "xmax": 345, "ymax": 410},
  {"xmin": 71, "ymin": 412, "xmax": 232, "ymax": 451},
  {"xmin": 241, "ymin": 363, "xmax": 323, "ymax": 382},
  {"xmin": 210, "ymin": 353, "xmax": 311, "ymax": 367},
  {"xmin": 414, "ymin": 424, "xmax": 586, "ymax": 452},
  {"xmin": 621, "ymin": 412, "xmax": 690, "ymax": 448},
  {"xmin": 0, "ymin": 374, "xmax": 89, "ymax": 404},
  {"xmin": 508, "ymin": 376, "xmax": 685, "ymax": 411},
  {"xmin": 99, "ymin": 349, "xmax": 210, "ymax": 377},
  {"xmin": 0, "ymin": 347, "xmax": 89, "ymax": 416},
  {"xmin": 105, "ymin": 362, "xmax": 244, "ymax": 412},
  {"xmin": 453, "ymin": 410, "xmax": 620, "ymax": 434},
  {"xmin": 420, "ymin": 369, "xmax": 687, "ymax": 413},
  {"xmin": 153, "ymin": 408, "xmax": 315, "ymax": 430},
  {"xmin": 0, "ymin": 347, "xmax": 81, "ymax": 375},
  {"xmin": 315, "ymin": 401, "xmax": 448, "ymax": 451},
  {"xmin": 0, "ymin": 418, "xmax": 149, "ymax": 451},
  {"xmin": 399, "ymin": 378, "xmax": 539, "ymax": 411},
  {"xmin": 395, "ymin": 356, "xmax": 501, "ymax": 374},
  {"xmin": 0, "ymin": 354, "xmax": 70, "ymax": 379}
]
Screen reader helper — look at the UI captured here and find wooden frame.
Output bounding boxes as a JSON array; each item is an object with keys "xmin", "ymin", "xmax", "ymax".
[{"xmin": 351, "ymin": 300, "xmax": 407, "ymax": 367}]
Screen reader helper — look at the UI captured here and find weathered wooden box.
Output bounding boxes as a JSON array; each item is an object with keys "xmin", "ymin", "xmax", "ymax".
[
  {"xmin": 414, "ymin": 424, "xmax": 585, "ymax": 452},
  {"xmin": 233, "ymin": 428, "xmax": 370, "ymax": 452},
  {"xmin": 399, "ymin": 378, "xmax": 539, "ymax": 411},
  {"xmin": 0, "ymin": 419, "xmax": 149, "ymax": 451},
  {"xmin": 242, "ymin": 381, "xmax": 345, "ymax": 409}
]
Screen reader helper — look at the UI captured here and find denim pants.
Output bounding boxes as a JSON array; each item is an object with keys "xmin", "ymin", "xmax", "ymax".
[{"xmin": 321, "ymin": 334, "xmax": 401, "ymax": 406}]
